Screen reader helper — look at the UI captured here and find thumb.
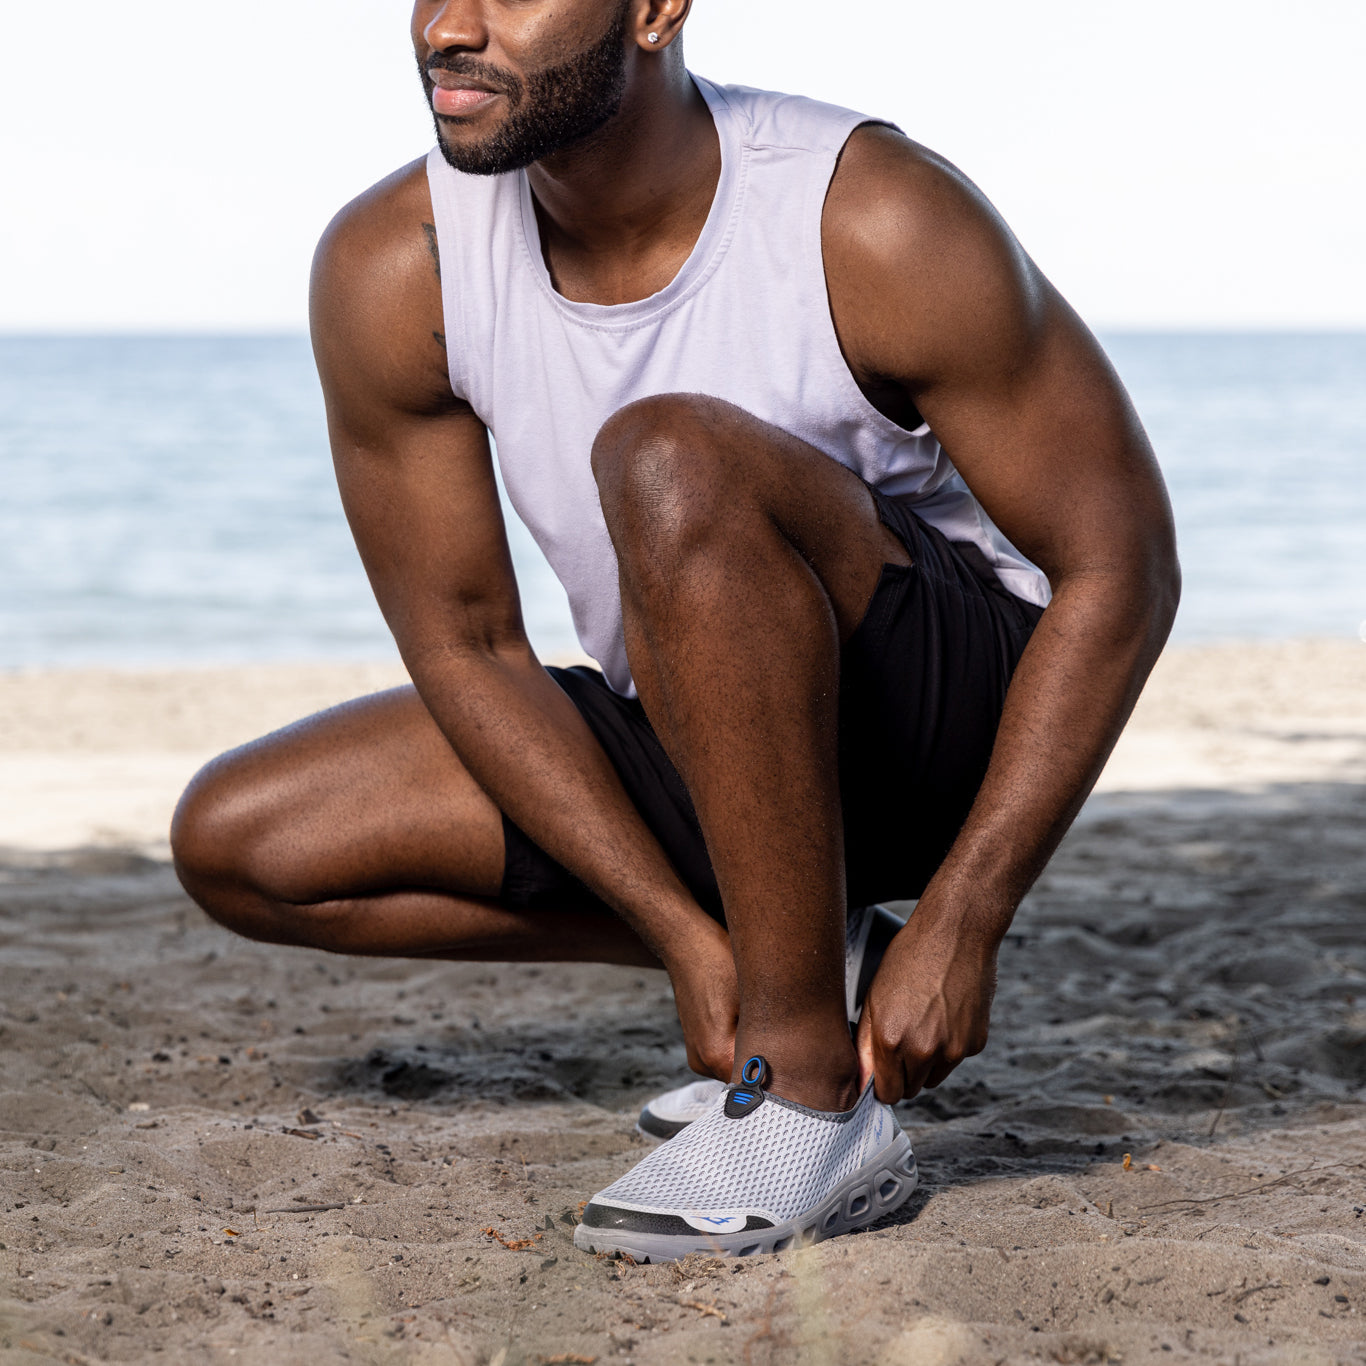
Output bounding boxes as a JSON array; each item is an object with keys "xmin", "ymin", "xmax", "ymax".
[
  {"xmin": 860, "ymin": 1003, "xmax": 906, "ymax": 1106},
  {"xmin": 856, "ymin": 1012, "xmax": 875, "ymax": 1093}
]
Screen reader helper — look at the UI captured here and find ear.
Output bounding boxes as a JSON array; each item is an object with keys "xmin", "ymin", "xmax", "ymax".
[{"xmin": 632, "ymin": 0, "xmax": 692, "ymax": 52}]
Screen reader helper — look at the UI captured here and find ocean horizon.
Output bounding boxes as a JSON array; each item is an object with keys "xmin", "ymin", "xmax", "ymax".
[{"xmin": 2, "ymin": 330, "xmax": 1363, "ymax": 670}]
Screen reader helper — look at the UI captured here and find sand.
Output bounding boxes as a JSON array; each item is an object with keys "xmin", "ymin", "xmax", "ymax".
[{"xmin": 2, "ymin": 640, "xmax": 1365, "ymax": 1364}]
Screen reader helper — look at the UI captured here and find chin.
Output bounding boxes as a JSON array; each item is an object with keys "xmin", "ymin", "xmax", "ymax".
[
  {"xmin": 435, "ymin": 137, "xmax": 530, "ymax": 179},
  {"xmin": 436, "ymin": 126, "xmax": 498, "ymax": 164}
]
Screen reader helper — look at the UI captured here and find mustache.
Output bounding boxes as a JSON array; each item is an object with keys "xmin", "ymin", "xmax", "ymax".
[{"xmin": 424, "ymin": 53, "xmax": 524, "ymax": 102}]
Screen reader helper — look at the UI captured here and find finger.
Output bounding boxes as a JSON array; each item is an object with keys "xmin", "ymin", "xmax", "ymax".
[
  {"xmin": 897, "ymin": 1049, "xmax": 936, "ymax": 1103},
  {"xmin": 871, "ymin": 1031, "xmax": 906, "ymax": 1107},
  {"xmin": 923, "ymin": 1054, "xmax": 956, "ymax": 1087},
  {"xmin": 856, "ymin": 1014, "xmax": 875, "ymax": 1093},
  {"xmin": 923, "ymin": 1057, "xmax": 957, "ymax": 1090}
]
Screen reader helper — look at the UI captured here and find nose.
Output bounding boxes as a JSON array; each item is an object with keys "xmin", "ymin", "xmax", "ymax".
[{"xmin": 417, "ymin": 0, "xmax": 488, "ymax": 53}]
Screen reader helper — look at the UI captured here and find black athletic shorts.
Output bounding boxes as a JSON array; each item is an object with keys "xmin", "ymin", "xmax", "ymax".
[{"xmin": 500, "ymin": 487, "xmax": 1045, "ymax": 921}]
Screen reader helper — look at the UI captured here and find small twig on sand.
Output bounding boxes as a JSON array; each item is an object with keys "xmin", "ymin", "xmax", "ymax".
[
  {"xmin": 744, "ymin": 1281, "xmax": 783, "ymax": 1365},
  {"xmin": 677, "ymin": 1297, "xmax": 727, "ymax": 1323},
  {"xmin": 669, "ymin": 1255, "xmax": 727, "ymax": 1281},
  {"xmin": 1208, "ymin": 1022, "xmax": 1242, "ymax": 1138},
  {"xmin": 1138, "ymin": 1161, "xmax": 1363, "ymax": 1212},
  {"xmin": 1233, "ymin": 1280, "xmax": 1282, "ymax": 1304},
  {"xmin": 482, "ymin": 1225, "xmax": 544, "ymax": 1251}
]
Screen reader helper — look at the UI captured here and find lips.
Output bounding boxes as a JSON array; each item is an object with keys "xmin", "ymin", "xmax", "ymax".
[
  {"xmin": 432, "ymin": 86, "xmax": 501, "ymax": 116},
  {"xmin": 427, "ymin": 68, "xmax": 506, "ymax": 117}
]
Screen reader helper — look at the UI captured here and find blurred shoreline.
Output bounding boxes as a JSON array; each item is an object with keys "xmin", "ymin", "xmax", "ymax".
[{"xmin": 5, "ymin": 333, "xmax": 1366, "ymax": 673}]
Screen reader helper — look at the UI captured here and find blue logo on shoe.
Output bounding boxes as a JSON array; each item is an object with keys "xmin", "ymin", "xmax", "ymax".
[
  {"xmin": 724, "ymin": 1075, "xmax": 767, "ymax": 1119},
  {"xmin": 682, "ymin": 1211, "xmax": 750, "ymax": 1234}
]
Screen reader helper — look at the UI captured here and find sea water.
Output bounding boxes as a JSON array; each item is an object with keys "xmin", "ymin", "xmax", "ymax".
[{"xmin": 0, "ymin": 332, "xmax": 1362, "ymax": 669}]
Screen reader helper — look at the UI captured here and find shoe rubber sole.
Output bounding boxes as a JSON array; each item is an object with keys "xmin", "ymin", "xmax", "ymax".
[
  {"xmin": 572, "ymin": 1132, "xmax": 917, "ymax": 1263},
  {"xmin": 636, "ymin": 1109, "xmax": 691, "ymax": 1140}
]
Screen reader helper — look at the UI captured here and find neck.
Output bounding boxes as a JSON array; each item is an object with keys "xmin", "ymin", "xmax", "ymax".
[{"xmin": 525, "ymin": 56, "xmax": 721, "ymax": 304}]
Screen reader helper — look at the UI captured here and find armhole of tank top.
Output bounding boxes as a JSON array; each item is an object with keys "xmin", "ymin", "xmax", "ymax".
[
  {"xmin": 424, "ymin": 148, "xmax": 473, "ymax": 407},
  {"xmin": 809, "ymin": 119, "xmax": 933, "ymax": 444}
]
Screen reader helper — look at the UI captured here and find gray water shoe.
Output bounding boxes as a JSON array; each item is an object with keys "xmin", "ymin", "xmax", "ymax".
[
  {"xmin": 636, "ymin": 903, "xmax": 907, "ymax": 1140},
  {"xmin": 578, "ymin": 1054, "xmax": 916, "ymax": 1262}
]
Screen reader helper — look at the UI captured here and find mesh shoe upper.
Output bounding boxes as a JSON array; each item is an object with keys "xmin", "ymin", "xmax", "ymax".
[
  {"xmin": 645, "ymin": 1078, "xmax": 726, "ymax": 1124},
  {"xmin": 593, "ymin": 1083, "xmax": 898, "ymax": 1226}
]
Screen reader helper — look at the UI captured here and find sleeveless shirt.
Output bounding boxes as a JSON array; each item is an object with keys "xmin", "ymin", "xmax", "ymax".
[{"xmin": 425, "ymin": 76, "xmax": 1050, "ymax": 696}]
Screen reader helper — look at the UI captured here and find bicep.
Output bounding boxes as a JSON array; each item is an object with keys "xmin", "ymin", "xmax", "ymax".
[
  {"xmin": 829, "ymin": 129, "xmax": 1175, "ymax": 587},
  {"xmin": 917, "ymin": 288, "xmax": 1173, "ymax": 588}
]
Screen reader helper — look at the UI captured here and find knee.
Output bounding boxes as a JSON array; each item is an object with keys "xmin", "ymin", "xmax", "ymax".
[
  {"xmin": 590, "ymin": 393, "xmax": 736, "ymax": 561},
  {"xmin": 171, "ymin": 754, "xmax": 239, "ymax": 888},
  {"xmin": 170, "ymin": 750, "xmax": 285, "ymax": 933}
]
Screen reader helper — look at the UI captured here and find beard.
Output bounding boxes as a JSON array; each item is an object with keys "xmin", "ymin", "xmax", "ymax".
[{"xmin": 425, "ymin": 5, "xmax": 631, "ymax": 177}]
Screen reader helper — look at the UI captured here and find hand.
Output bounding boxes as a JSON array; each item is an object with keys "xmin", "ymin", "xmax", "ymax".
[
  {"xmin": 856, "ymin": 909, "xmax": 998, "ymax": 1104},
  {"xmin": 660, "ymin": 922, "xmax": 739, "ymax": 1082}
]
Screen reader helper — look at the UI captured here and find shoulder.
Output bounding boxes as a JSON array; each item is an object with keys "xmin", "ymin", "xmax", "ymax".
[
  {"xmin": 313, "ymin": 157, "xmax": 435, "ymax": 309},
  {"xmin": 311, "ymin": 156, "xmax": 463, "ymax": 417},
  {"xmin": 822, "ymin": 125, "xmax": 1045, "ymax": 385}
]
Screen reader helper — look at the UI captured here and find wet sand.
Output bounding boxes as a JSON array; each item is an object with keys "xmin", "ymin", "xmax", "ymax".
[{"xmin": 2, "ymin": 640, "xmax": 1365, "ymax": 1364}]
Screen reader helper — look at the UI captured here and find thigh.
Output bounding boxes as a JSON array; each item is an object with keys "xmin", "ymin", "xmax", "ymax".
[
  {"xmin": 174, "ymin": 685, "xmax": 506, "ymax": 903},
  {"xmin": 837, "ymin": 498, "xmax": 1045, "ymax": 904}
]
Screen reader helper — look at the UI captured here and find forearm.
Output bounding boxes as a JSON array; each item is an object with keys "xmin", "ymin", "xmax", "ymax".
[
  {"xmin": 919, "ymin": 563, "xmax": 1178, "ymax": 942},
  {"xmin": 404, "ymin": 636, "xmax": 725, "ymax": 963}
]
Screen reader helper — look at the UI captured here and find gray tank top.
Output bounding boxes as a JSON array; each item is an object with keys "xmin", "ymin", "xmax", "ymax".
[{"xmin": 426, "ymin": 76, "xmax": 1049, "ymax": 695}]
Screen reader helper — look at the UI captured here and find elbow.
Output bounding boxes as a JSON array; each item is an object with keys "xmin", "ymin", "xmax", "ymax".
[
  {"xmin": 386, "ymin": 596, "xmax": 535, "ymax": 678},
  {"xmin": 1145, "ymin": 534, "xmax": 1182, "ymax": 643},
  {"xmin": 1101, "ymin": 537, "xmax": 1179, "ymax": 661},
  {"xmin": 1047, "ymin": 532, "xmax": 1181, "ymax": 655},
  {"xmin": 402, "ymin": 625, "xmax": 538, "ymax": 681}
]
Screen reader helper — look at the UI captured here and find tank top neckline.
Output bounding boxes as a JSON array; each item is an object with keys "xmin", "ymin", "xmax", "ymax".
[{"xmin": 513, "ymin": 76, "xmax": 745, "ymax": 332}]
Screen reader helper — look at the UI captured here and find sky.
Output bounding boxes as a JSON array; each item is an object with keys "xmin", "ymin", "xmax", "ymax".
[{"xmin": 2, "ymin": 1, "xmax": 1363, "ymax": 332}]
